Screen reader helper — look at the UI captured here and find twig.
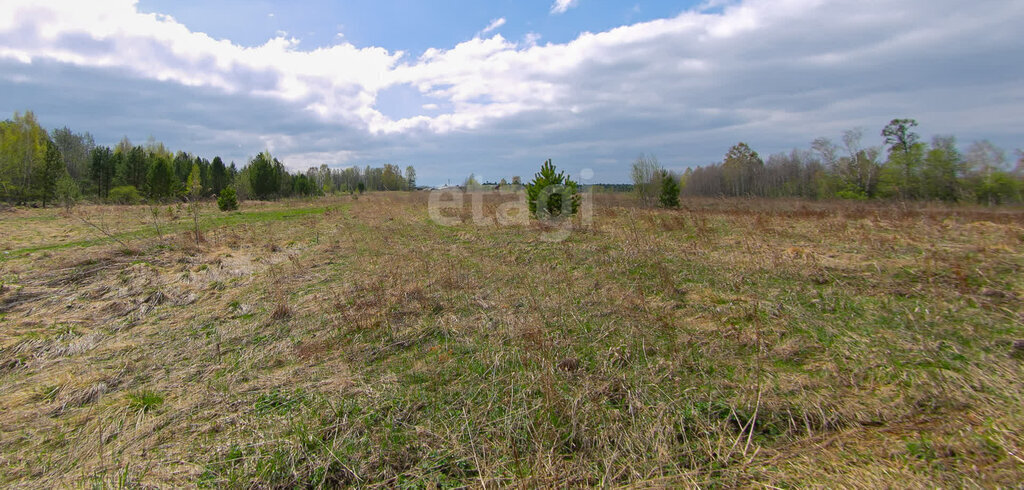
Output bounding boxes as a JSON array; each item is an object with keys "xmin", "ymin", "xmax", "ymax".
[
  {"xmin": 75, "ymin": 211, "xmax": 131, "ymax": 250},
  {"xmin": 744, "ymin": 303, "xmax": 763, "ymax": 457}
]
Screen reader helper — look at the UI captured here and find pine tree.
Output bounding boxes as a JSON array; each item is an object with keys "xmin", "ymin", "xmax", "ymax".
[
  {"xmin": 37, "ymin": 139, "xmax": 65, "ymax": 207},
  {"xmin": 525, "ymin": 159, "xmax": 580, "ymax": 219},
  {"xmin": 248, "ymin": 151, "xmax": 277, "ymax": 200},
  {"xmin": 210, "ymin": 156, "xmax": 227, "ymax": 195},
  {"xmin": 90, "ymin": 146, "xmax": 115, "ymax": 198},
  {"xmin": 147, "ymin": 154, "xmax": 175, "ymax": 201},
  {"xmin": 659, "ymin": 170, "xmax": 680, "ymax": 208},
  {"xmin": 217, "ymin": 186, "xmax": 239, "ymax": 211}
]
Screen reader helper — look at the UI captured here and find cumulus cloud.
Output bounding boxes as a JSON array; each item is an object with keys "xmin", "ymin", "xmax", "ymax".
[
  {"xmin": 0, "ymin": 0, "xmax": 1022, "ymax": 184},
  {"xmin": 550, "ymin": 0, "xmax": 579, "ymax": 15}
]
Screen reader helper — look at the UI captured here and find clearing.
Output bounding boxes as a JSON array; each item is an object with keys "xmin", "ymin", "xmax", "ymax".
[{"xmin": 1, "ymin": 193, "xmax": 1022, "ymax": 487}]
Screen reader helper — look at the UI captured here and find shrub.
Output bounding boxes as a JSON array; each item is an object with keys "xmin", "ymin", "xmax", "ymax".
[
  {"xmin": 108, "ymin": 185, "xmax": 141, "ymax": 205},
  {"xmin": 659, "ymin": 170, "xmax": 680, "ymax": 208},
  {"xmin": 217, "ymin": 187, "xmax": 239, "ymax": 211},
  {"xmin": 526, "ymin": 159, "xmax": 580, "ymax": 219},
  {"xmin": 55, "ymin": 173, "xmax": 80, "ymax": 211}
]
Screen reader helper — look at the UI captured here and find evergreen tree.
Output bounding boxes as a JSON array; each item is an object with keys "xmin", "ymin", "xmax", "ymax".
[
  {"xmin": 659, "ymin": 170, "xmax": 680, "ymax": 208},
  {"xmin": 217, "ymin": 186, "xmax": 239, "ymax": 211},
  {"xmin": 173, "ymin": 151, "xmax": 193, "ymax": 185},
  {"xmin": 37, "ymin": 139, "xmax": 65, "ymax": 207},
  {"xmin": 248, "ymin": 151, "xmax": 278, "ymax": 200},
  {"xmin": 526, "ymin": 159, "xmax": 580, "ymax": 219},
  {"xmin": 147, "ymin": 154, "xmax": 175, "ymax": 201},
  {"xmin": 90, "ymin": 146, "xmax": 114, "ymax": 198},
  {"xmin": 127, "ymin": 145, "xmax": 148, "ymax": 191},
  {"xmin": 210, "ymin": 156, "xmax": 227, "ymax": 195}
]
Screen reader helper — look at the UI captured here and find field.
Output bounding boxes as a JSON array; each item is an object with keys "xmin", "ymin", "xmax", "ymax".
[{"xmin": 1, "ymin": 193, "xmax": 1023, "ymax": 487}]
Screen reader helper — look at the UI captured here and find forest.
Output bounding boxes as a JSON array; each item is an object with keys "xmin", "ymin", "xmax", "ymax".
[
  {"xmin": 3, "ymin": 111, "xmax": 1022, "ymax": 210},
  {"xmin": 672, "ymin": 119, "xmax": 1024, "ymax": 204},
  {"xmin": 0, "ymin": 111, "xmax": 417, "ymax": 207}
]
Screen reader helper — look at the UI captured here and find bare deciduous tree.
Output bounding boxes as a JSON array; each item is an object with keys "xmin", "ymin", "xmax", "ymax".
[{"xmin": 631, "ymin": 154, "xmax": 661, "ymax": 207}]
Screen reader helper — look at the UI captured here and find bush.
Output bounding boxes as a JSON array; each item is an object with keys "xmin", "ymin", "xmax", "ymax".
[
  {"xmin": 659, "ymin": 170, "xmax": 680, "ymax": 208},
  {"xmin": 108, "ymin": 185, "xmax": 141, "ymax": 205},
  {"xmin": 55, "ymin": 174, "xmax": 80, "ymax": 211},
  {"xmin": 217, "ymin": 186, "xmax": 239, "ymax": 211},
  {"xmin": 526, "ymin": 159, "xmax": 580, "ymax": 219}
]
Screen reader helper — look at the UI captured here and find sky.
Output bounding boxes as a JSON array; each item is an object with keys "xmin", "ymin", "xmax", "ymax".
[{"xmin": 0, "ymin": 0, "xmax": 1022, "ymax": 185}]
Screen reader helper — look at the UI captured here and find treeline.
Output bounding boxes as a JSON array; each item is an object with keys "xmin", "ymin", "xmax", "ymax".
[
  {"xmin": 0, "ymin": 110, "xmax": 416, "ymax": 206},
  {"xmin": 679, "ymin": 120, "xmax": 1024, "ymax": 204}
]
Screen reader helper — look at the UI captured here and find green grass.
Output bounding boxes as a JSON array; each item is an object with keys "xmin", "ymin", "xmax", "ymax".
[{"xmin": 126, "ymin": 390, "xmax": 164, "ymax": 414}]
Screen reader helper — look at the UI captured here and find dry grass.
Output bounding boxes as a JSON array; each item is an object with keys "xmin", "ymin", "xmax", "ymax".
[{"xmin": 1, "ymin": 193, "xmax": 1022, "ymax": 487}]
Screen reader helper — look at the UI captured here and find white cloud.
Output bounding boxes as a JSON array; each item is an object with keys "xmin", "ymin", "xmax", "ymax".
[
  {"xmin": 550, "ymin": 0, "xmax": 579, "ymax": 15},
  {"xmin": 479, "ymin": 17, "xmax": 506, "ymax": 36},
  {"xmin": 1, "ymin": 0, "xmax": 1022, "ymax": 183}
]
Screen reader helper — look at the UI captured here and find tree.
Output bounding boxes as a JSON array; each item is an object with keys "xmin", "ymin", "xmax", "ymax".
[
  {"xmin": 55, "ymin": 172, "xmax": 80, "ymax": 212},
  {"xmin": 881, "ymin": 119, "xmax": 922, "ymax": 199},
  {"xmin": 90, "ymin": 146, "xmax": 115, "ymax": 198},
  {"xmin": 659, "ymin": 170, "xmax": 680, "ymax": 208},
  {"xmin": 291, "ymin": 174, "xmax": 315, "ymax": 196},
  {"xmin": 273, "ymin": 157, "xmax": 290, "ymax": 197},
  {"xmin": 187, "ymin": 163, "xmax": 203, "ymax": 243},
  {"xmin": 210, "ymin": 156, "xmax": 228, "ymax": 195},
  {"xmin": 921, "ymin": 136, "xmax": 962, "ymax": 201},
  {"xmin": 146, "ymin": 153, "xmax": 175, "ymax": 201},
  {"xmin": 127, "ymin": 146, "xmax": 148, "ymax": 191},
  {"xmin": 405, "ymin": 166, "xmax": 416, "ymax": 190},
  {"xmin": 173, "ymin": 151, "xmax": 193, "ymax": 184},
  {"xmin": 464, "ymin": 173, "xmax": 481, "ymax": 190},
  {"xmin": 964, "ymin": 140, "xmax": 1011, "ymax": 205},
  {"xmin": 833, "ymin": 128, "xmax": 881, "ymax": 198},
  {"xmin": 631, "ymin": 154, "xmax": 661, "ymax": 206},
  {"xmin": 380, "ymin": 164, "xmax": 403, "ymax": 190},
  {"xmin": 0, "ymin": 111, "xmax": 48, "ymax": 204},
  {"xmin": 37, "ymin": 139, "xmax": 65, "ymax": 207},
  {"xmin": 248, "ymin": 151, "xmax": 278, "ymax": 200},
  {"xmin": 722, "ymin": 142, "xmax": 764, "ymax": 196},
  {"xmin": 525, "ymin": 159, "xmax": 580, "ymax": 219},
  {"xmin": 882, "ymin": 119, "xmax": 920, "ymax": 154},
  {"xmin": 217, "ymin": 187, "xmax": 239, "ymax": 211},
  {"xmin": 51, "ymin": 126, "xmax": 94, "ymax": 183}
]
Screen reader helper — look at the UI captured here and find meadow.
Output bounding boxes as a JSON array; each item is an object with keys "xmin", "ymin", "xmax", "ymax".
[{"xmin": 1, "ymin": 193, "xmax": 1022, "ymax": 487}]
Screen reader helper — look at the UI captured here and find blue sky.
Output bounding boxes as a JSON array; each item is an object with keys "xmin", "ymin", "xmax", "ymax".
[
  {"xmin": 1, "ymin": 0, "xmax": 1022, "ymax": 185},
  {"xmin": 136, "ymin": 0, "xmax": 690, "ymax": 52}
]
